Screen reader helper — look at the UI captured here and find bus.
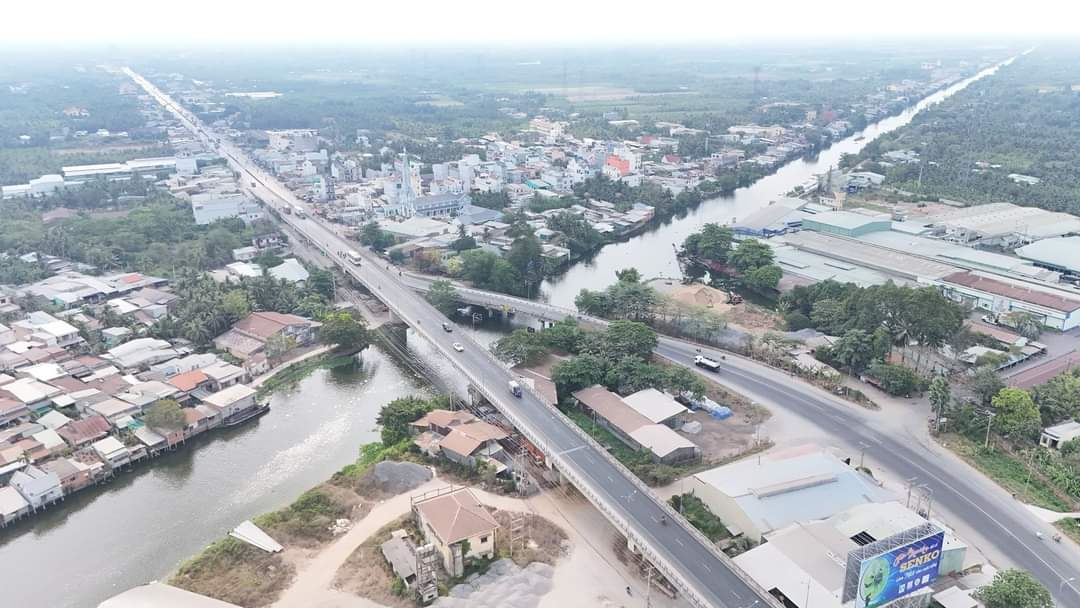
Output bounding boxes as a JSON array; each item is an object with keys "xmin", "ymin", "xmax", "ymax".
[
  {"xmin": 292, "ymin": 205, "xmax": 306, "ymax": 218},
  {"xmin": 346, "ymin": 250, "xmax": 363, "ymax": 266}
]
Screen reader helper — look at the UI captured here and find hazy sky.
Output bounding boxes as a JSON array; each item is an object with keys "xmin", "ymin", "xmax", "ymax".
[{"xmin": 5, "ymin": 0, "xmax": 1078, "ymax": 44}]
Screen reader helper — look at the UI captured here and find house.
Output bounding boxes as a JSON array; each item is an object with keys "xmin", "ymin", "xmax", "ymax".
[
  {"xmin": 88, "ymin": 398, "xmax": 141, "ymax": 425},
  {"xmin": 212, "ymin": 312, "xmax": 321, "ymax": 360},
  {"xmin": 621, "ymin": 388, "xmax": 689, "ymax": 428},
  {"xmin": 267, "ymin": 258, "xmax": 310, "ymax": 284},
  {"xmin": 167, "ymin": 369, "xmax": 211, "ymax": 402},
  {"xmin": 58, "ymin": 415, "xmax": 111, "ymax": 448},
  {"xmin": 201, "ymin": 384, "xmax": 257, "ymax": 419},
  {"xmin": 201, "ymin": 361, "xmax": 246, "ymax": 391},
  {"xmin": 380, "ymin": 529, "xmax": 420, "ymax": 591},
  {"xmin": 36, "ymin": 409, "xmax": 72, "ymax": 431},
  {"xmin": 40, "ymin": 457, "xmax": 94, "ymax": 494},
  {"xmin": 9, "ymin": 464, "xmax": 63, "ymax": 510},
  {"xmin": 412, "ymin": 488, "xmax": 500, "ymax": 577},
  {"xmin": 410, "ymin": 409, "xmax": 510, "ymax": 468},
  {"xmin": 92, "ymin": 436, "xmax": 132, "ymax": 469},
  {"xmin": 571, "ymin": 385, "xmax": 699, "ymax": 465},
  {"xmin": 1040, "ymin": 420, "xmax": 1080, "ymax": 450},
  {"xmin": 1, "ymin": 377, "xmax": 61, "ymax": 414},
  {"xmin": 0, "ymin": 396, "xmax": 30, "ymax": 426},
  {"xmin": 0, "ymin": 485, "xmax": 30, "ymax": 527},
  {"xmin": 103, "ymin": 338, "xmax": 180, "ymax": 371}
]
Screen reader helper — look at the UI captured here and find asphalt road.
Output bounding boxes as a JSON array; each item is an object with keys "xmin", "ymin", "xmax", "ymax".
[
  {"xmin": 126, "ymin": 68, "xmax": 772, "ymax": 608},
  {"xmin": 395, "ymin": 275, "xmax": 1080, "ymax": 606}
]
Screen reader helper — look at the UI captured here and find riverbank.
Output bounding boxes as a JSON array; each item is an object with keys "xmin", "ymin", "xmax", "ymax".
[{"xmin": 0, "ymin": 344, "xmax": 430, "ymax": 608}]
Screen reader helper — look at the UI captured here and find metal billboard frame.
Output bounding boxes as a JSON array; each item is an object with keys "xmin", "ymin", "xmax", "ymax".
[{"xmin": 842, "ymin": 522, "xmax": 943, "ymax": 605}]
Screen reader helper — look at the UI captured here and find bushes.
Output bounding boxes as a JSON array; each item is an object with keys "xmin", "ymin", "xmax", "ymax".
[
  {"xmin": 867, "ymin": 362, "xmax": 924, "ymax": 397},
  {"xmin": 253, "ymin": 487, "xmax": 352, "ymax": 546},
  {"xmin": 669, "ymin": 494, "xmax": 730, "ymax": 541}
]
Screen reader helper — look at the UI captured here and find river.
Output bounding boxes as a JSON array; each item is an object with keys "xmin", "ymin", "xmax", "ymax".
[
  {"xmin": 540, "ymin": 57, "xmax": 1016, "ymax": 308},
  {"xmin": 0, "ymin": 58, "xmax": 1010, "ymax": 608}
]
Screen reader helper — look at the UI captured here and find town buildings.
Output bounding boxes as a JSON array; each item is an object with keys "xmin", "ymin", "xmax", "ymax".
[{"xmin": 411, "ymin": 487, "xmax": 500, "ymax": 578}]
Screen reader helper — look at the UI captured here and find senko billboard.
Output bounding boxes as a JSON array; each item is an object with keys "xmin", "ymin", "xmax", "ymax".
[{"xmin": 854, "ymin": 531, "xmax": 945, "ymax": 608}]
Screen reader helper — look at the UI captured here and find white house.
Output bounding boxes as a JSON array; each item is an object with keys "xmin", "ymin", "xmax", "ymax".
[{"xmin": 10, "ymin": 465, "xmax": 63, "ymax": 510}]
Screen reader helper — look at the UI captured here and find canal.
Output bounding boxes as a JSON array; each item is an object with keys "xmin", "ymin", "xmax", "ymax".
[{"xmin": 539, "ymin": 57, "xmax": 1016, "ymax": 308}]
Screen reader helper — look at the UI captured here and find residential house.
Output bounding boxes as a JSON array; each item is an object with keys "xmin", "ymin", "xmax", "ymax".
[
  {"xmin": 201, "ymin": 384, "xmax": 257, "ymax": 419},
  {"xmin": 200, "ymin": 361, "xmax": 246, "ymax": 391},
  {"xmin": 40, "ymin": 457, "xmax": 94, "ymax": 494},
  {"xmin": 1040, "ymin": 420, "xmax": 1080, "ymax": 450},
  {"xmin": 167, "ymin": 369, "xmax": 211, "ymax": 403},
  {"xmin": 92, "ymin": 436, "xmax": 132, "ymax": 469},
  {"xmin": 1, "ymin": 377, "xmax": 61, "ymax": 416},
  {"xmin": 103, "ymin": 338, "xmax": 181, "ymax": 371},
  {"xmin": 380, "ymin": 530, "xmax": 421, "ymax": 593},
  {"xmin": 412, "ymin": 488, "xmax": 500, "ymax": 577},
  {"xmin": 0, "ymin": 486, "xmax": 30, "ymax": 527},
  {"xmin": 0, "ymin": 396, "xmax": 30, "ymax": 426},
  {"xmin": 410, "ymin": 409, "xmax": 508, "ymax": 469},
  {"xmin": 212, "ymin": 312, "xmax": 321, "ymax": 360},
  {"xmin": 87, "ymin": 398, "xmax": 141, "ymax": 426},
  {"xmin": 9, "ymin": 464, "xmax": 63, "ymax": 510},
  {"xmin": 267, "ymin": 259, "xmax": 310, "ymax": 284},
  {"xmin": 571, "ymin": 385, "xmax": 698, "ymax": 465},
  {"xmin": 58, "ymin": 415, "xmax": 111, "ymax": 448}
]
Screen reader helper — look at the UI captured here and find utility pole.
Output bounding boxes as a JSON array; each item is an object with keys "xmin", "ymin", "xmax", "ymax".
[{"xmin": 984, "ymin": 412, "xmax": 995, "ymax": 448}]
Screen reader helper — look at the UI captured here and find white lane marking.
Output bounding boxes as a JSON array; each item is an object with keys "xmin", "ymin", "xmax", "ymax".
[{"xmin": 675, "ymin": 537, "xmax": 684, "ymax": 547}]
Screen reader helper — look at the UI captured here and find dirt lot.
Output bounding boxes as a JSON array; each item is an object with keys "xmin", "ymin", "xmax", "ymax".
[
  {"xmin": 492, "ymin": 510, "xmax": 570, "ymax": 567},
  {"xmin": 654, "ymin": 281, "xmax": 783, "ymax": 335},
  {"xmin": 171, "ymin": 537, "xmax": 297, "ymax": 608},
  {"xmin": 332, "ymin": 515, "xmax": 416, "ymax": 608}
]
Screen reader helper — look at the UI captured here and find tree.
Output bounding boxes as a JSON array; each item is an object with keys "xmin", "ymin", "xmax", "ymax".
[
  {"xmin": 970, "ymin": 366, "xmax": 1005, "ymax": 406},
  {"xmin": 598, "ymin": 320, "xmax": 658, "ymax": 361},
  {"xmin": 728, "ymin": 239, "xmax": 774, "ymax": 273},
  {"xmin": 604, "ymin": 356, "xmax": 669, "ymax": 395},
  {"xmin": 975, "ymin": 569, "xmax": 1053, "ymax": 608},
  {"xmin": 615, "ymin": 268, "xmax": 641, "ymax": 284},
  {"xmin": 492, "ymin": 329, "xmax": 549, "ymax": 367},
  {"xmin": 664, "ymin": 365, "xmax": 707, "ymax": 398},
  {"xmin": 318, "ymin": 311, "xmax": 370, "ymax": 350},
  {"xmin": 540, "ymin": 318, "xmax": 586, "ymax": 354},
  {"xmin": 359, "ymin": 221, "xmax": 391, "ymax": 249},
  {"xmin": 144, "ymin": 399, "xmax": 187, "ymax": 432},
  {"xmin": 376, "ymin": 396, "xmax": 435, "ymax": 446},
  {"xmin": 507, "ymin": 232, "xmax": 543, "ymax": 289},
  {"xmin": 929, "ymin": 377, "xmax": 951, "ymax": 424},
  {"xmin": 743, "ymin": 264, "xmax": 782, "ymax": 294},
  {"xmin": 450, "ymin": 225, "xmax": 477, "ymax": 252},
  {"xmin": 265, "ymin": 332, "xmax": 297, "ymax": 360},
  {"xmin": 832, "ymin": 329, "xmax": 877, "ymax": 373},
  {"xmin": 1032, "ymin": 370, "xmax": 1080, "ymax": 425},
  {"xmin": 868, "ymin": 362, "xmax": 922, "ymax": 397},
  {"xmin": 1002, "ymin": 311, "xmax": 1042, "ymax": 340},
  {"xmin": 991, "ymin": 388, "xmax": 1041, "ymax": 439},
  {"xmin": 306, "ymin": 268, "xmax": 336, "ymax": 300},
  {"xmin": 682, "ymin": 223, "xmax": 733, "ymax": 263},
  {"xmin": 552, "ymin": 354, "xmax": 610, "ymax": 396},
  {"xmin": 424, "ymin": 279, "xmax": 459, "ymax": 317},
  {"xmin": 221, "ymin": 290, "xmax": 251, "ymax": 321}
]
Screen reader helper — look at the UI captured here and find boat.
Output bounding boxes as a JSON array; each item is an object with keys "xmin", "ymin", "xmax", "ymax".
[{"xmin": 222, "ymin": 402, "xmax": 271, "ymax": 427}]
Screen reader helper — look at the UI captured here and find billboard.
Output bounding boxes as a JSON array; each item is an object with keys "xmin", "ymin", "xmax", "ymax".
[{"xmin": 853, "ymin": 531, "xmax": 945, "ymax": 608}]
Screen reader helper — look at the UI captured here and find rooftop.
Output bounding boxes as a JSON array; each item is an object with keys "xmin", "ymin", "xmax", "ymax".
[
  {"xmin": 694, "ymin": 451, "xmax": 892, "ymax": 535},
  {"xmin": 1015, "ymin": 236, "xmax": 1080, "ymax": 274},
  {"xmin": 413, "ymin": 488, "xmax": 499, "ymax": 546},
  {"xmin": 203, "ymin": 384, "xmax": 256, "ymax": 408},
  {"xmin": 941, "ymin": 271, "xmax": 1080, "ymax": 313},
  {"xmin": 621, "ymin": 388, "xmax": 688, "ymax": 424},
  {"xmin": 627, "ymin": 424, "xmax": 696, "ymax": 458},
  {"xmin": 572, "ymin": 385, "xmax": 650, "ymax": 436}
]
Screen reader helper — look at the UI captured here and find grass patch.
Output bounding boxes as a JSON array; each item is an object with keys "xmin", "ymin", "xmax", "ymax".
[
  {"xmin": 669, "ymin": 493, "xmax": 731, "ymax": 542},
  {"xmin": 256, "ymin": 352, "xmax": 356, "ymax": 397},
  {"xmin": 946, "ymin": 434, "xmax": 1072, "ymax": 512},
  {"xmin": 492, "ymin": 510, "xmax": 569, "ymax": 566},
  {"xmin": 170, "ymin": 537, "xmax": 295, "ymax": 607},
  {"xmin": 253, "ymin": 485, "xmax": 358, "ymax": 548}
]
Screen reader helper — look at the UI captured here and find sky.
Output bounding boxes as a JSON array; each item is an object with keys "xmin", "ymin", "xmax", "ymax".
[{"xmin": 4, "ymin": 0, "xmax": 1079, "ymax": 44}]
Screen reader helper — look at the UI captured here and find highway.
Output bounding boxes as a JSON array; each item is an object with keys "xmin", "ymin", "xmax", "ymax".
[
  {"xmin": 126, "ymin": 67, "xmax": 777, "ymax": 608},
  {"xmin": 394, "ymin": 275, "xmax": 1080, "ymax": 606}
]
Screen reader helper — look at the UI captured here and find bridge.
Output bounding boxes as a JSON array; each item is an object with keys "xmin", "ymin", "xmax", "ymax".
[{"xmin": 126, "ymin": 67, "xmax": 780, "ymax": 608}]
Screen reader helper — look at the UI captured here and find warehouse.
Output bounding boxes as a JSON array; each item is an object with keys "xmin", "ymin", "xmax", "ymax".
[
  {"xmin": 800, "ymin": 210, "xmax": 891, "ymax": 238},
  {"xmin": 935, "ymin": 271, "xmax": 1080, "ymax": 331},
  {"xmin": 926, "ymin": 202, "xmax": 1080, "ymax": 246},
  {"xmin": 1015, "ymin": 236, "xmax": 1080, "ymax": 277}
]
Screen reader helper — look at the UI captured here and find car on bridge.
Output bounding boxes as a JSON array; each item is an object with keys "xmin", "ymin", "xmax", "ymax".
[{"xmin": 452, "ymin": 342, "xmax": 464, "ymax": 352}]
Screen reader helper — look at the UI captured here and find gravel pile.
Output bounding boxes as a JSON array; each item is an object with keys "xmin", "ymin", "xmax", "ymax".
[
  {"xmin": 435, "ymin": 560, "xmax": 555, "ymax": 608},
  {"xmin": 371, "ymin": 461, "xmax": 432, "ymax": 495}
]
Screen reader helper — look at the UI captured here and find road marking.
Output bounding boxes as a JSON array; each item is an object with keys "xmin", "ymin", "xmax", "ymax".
[
  {"xmin": 729, "ymin": 587, "xmax": 741, "ymax": 599},
  {"xmin": 675, "ymin": 538, "xmax": 684, "ymax": 547},
  {"xmin": 702, "ymin": 563, "xmax": 712, "ymax": 573}
]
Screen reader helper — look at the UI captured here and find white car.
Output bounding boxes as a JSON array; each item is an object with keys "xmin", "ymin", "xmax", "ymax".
[{"xmin": 452, "ymin": 342, "xmax": 464, "ymax": 352}]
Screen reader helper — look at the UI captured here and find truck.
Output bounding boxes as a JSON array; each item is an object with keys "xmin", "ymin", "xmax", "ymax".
[
  {"xmin": 694, "ymin": 355, "xmax": 722, "ymax": 372},
  {"xmin": 508, "ymin": 380, "xmax": 523, "ymax": 398},
  {"xmin": 293, "ymin": 206, "xmax": 306, "ymax": 218}
]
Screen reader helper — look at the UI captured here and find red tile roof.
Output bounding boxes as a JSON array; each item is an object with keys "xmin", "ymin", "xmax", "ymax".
[{"xmin": 168, "ymin": 370, "xmax": 209, "ymax": 393}]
